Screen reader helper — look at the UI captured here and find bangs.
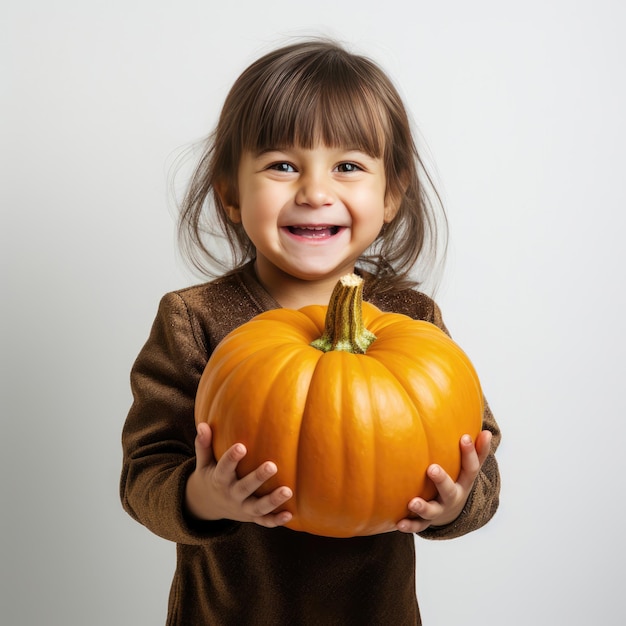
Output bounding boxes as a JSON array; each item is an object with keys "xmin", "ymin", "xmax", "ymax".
[{"xmin": 238, "ymin": 54, "xmax": 388, "ymax": 157}]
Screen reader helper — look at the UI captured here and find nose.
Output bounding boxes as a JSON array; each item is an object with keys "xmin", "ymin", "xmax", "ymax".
[{"xmin": 295, "ymin": 171, "xmax": 335, "ymax": 208}]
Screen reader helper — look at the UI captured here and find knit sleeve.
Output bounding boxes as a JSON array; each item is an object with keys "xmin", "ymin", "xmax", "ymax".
[
  {"xmin": 418, "ymin": 299, "xmax": 502, "ymax": 540},
  {"xmin": 119, "ymin": 292, "xmax": 239, "ymax": 544}
]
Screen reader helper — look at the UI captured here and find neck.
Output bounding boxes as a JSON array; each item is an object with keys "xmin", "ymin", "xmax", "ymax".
[{"xmin": 253, "ymin": 261, "xmax": 352, "ymax": 309}]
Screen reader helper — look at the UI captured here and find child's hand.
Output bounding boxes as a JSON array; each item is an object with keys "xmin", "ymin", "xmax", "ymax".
[
  {"xmin": 396, "ymin": 430, "xmax": 492, "ymax": 533},
  {"xmin": 185, "ymin": 422, "xmax": 293, "ymax": 528}
]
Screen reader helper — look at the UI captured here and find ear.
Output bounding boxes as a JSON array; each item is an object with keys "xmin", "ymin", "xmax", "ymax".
[
  {"xmin": 383, "ymin": 189, "xmax": 402, "ymax": 223},
  {"xmin": 226, "ymin": 204, "xmax": 242, "ymax": 224},
  {"xmin": 384, "ymin": 170, "xmax": 409, "ymax": 223},
  {"xmin": 215, "ymin": 181, "xmax": 241, "ymax": 224}
]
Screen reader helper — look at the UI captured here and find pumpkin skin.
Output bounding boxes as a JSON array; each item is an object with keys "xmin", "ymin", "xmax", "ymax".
[{"xmin": 194, "ymin": 277, "xmax": 483, "ymax": 538}]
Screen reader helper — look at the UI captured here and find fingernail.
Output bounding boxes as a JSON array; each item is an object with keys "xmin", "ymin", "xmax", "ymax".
[{"xmin": 462, "ymin": 434, "xmax": 472, "ymax": 445}]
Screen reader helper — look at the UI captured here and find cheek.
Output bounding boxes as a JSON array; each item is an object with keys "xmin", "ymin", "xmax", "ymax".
[
  {"xmin": 241, "ymin": 183, "xmax": 281, "ymax": 212},
  {"xmin": 239, "ymin": 192, "xmax": 282, "ymax": 240},
  {"xmin": 352, "ymin": 185, "xmax": 388, "ymax": 221}
]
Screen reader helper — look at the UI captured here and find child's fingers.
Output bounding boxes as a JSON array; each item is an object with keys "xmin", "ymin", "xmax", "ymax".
[
  {"xmin": 232, "ymin": 460, "xmax": 281, "ymax": 501},
  {"xmin": 399, "ymin": 431, "xmax": 494, "ymax": 532},
  {"xmin": 427, "ymin": 464, "xmax": 457, "ymax": 502},
  {"xmin": 456, "ymin": 431, "xmax": 492, "ymax": 491},
  {"xmin": 476, "ymin": 430, "xmax": 493, "ymax": 465},
  {"xmin": 262, "ymin": 509, "xmax": 293, "ymax": 528},
  {"xmin": 406, "ymin": 496, "xmax": 439, "ymax": 521},
  {"xmin": 245, "ymin": 486, "xmax": 293, "ymax": 521},
  {"xmin": 397, "ymin": 517, "xmax": 431, "ymax": 534},
  {"xmin": 211, "ymin": 442, "xmax": 247, "ymax": 487},
  {"xmin": 194, "ymin": 422, "xmax": 216, "ymax": 469}
]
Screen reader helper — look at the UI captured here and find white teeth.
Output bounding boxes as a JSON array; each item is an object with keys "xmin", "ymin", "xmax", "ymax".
[{"xmin": 287, "ymin": 225, "xmax": 340, "ymax": 237}]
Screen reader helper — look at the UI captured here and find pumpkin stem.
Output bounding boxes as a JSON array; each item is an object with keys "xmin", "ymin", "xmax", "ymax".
[{"xmin": 311, "ymin": 274, "xmax": 377, "ymax": 354}]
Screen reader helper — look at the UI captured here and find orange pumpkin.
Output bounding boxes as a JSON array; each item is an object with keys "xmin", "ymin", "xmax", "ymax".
[{"xmin": 195, "ymin": 274, "xmax": 483, "ymax": 538}]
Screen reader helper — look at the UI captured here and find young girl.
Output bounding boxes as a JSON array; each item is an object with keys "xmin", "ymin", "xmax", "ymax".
[{"xmin": 121, "ymin": 39, "xmax": 501, "ymax": 625}]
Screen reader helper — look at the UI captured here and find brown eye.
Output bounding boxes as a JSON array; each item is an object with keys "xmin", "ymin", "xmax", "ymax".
[
  {"xmin": 269, "ymin": 162, "xmax": 296, "ymax": 173},
  {"xmin": 335, "ymin": 162, "xmax": 362, "ymax": 173}
]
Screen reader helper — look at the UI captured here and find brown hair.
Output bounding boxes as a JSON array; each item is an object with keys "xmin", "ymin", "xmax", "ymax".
[{"xmin": 178, "ymin": 38, "xmax": 447, "ymax": 293}]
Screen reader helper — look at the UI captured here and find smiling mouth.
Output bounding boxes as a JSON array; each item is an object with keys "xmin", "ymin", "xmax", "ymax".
[{"xmin": 287, "ymin": 225, "xmax": 341, "ymax": 239}]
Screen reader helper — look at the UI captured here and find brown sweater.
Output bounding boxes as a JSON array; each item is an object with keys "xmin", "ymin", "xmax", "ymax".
[{"xmin": 120, "ymin": 262, "xmax": 501, "ymax": 625}]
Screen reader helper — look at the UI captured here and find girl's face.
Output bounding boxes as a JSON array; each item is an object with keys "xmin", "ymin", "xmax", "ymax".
[{"xmin": 225, "ymin": 144, "xmax": 399, "ymax": 306}]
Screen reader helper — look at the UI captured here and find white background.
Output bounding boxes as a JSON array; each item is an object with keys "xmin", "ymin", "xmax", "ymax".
[{"xmin": 3, "ymin": 1, "xmax": 625, "ymax": 624}]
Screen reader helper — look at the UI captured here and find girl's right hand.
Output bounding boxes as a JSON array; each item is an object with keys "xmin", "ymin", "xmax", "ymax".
[{"xmin": 184, "ymin": 422, "xmax": 293, "ymax": 527}]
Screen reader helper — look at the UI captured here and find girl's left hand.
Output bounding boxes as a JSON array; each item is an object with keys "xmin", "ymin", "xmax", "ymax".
[{"xmin": 396, "ymin": 430, "xmax": 492, "ymax": 533}]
